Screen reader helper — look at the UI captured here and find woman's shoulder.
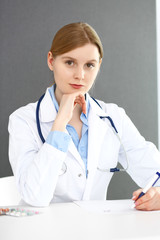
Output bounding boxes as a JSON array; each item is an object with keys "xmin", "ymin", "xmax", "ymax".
[
  {"xmin": 9, "ymin": 101, "xmax": 37, "ymax": 122},
  {"xmin": 92, "ymin": 98, "xmax": 126, "ymax": 116}
]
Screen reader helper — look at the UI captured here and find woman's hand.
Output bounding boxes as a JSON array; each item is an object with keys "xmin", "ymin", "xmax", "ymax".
[
  {"xmin": 52, "ymin": 93, "xmax": 86, "ymax": 132},
  {"xmin": 132, "ymin": 187, "xmax": 160, "ymax": 211}
]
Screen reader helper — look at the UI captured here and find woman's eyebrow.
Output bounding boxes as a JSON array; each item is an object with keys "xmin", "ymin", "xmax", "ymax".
[
  {"xmin": 61, "ymin": 56, "xmax": 76, "ymax": 60},
  {"xmin": 61, "ymin": 56, "xmax": 98, "ymax": 62}
]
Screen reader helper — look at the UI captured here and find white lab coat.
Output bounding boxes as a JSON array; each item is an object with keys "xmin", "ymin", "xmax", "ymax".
[{"xmin": 8, "ymin": 88, "xmax": 160, "ymax": 207}]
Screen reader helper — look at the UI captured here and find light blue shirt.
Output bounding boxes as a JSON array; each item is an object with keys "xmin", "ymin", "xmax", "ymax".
[{"xmin": 46, "ymin": 85, "xmax": 90, "ymax": 176}]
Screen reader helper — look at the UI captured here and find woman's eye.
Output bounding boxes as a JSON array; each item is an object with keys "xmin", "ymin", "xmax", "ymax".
[
  {"xmin": 86, "ymin": 63, "xmax": 95, "ymax": 68},
  {"xmin": 66, "ymin": 60, "xmax": 74, "ymax": 66}
]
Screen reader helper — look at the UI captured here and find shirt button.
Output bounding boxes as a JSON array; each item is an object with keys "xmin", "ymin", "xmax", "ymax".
[{"xmin": 78, "ymin": 173, "xmax": 82, "ymax": 177}]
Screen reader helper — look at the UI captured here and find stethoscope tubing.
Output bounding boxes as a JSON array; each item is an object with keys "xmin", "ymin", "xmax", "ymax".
[{"xmin": 36, "ymin": 93, "xmax": 45, "ymax": 144}]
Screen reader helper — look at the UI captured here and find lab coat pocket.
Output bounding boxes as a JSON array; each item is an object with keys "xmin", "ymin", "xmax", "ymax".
[{"xmin": 97, "ymin": 135, "xmax": 120, "ymax": 173}]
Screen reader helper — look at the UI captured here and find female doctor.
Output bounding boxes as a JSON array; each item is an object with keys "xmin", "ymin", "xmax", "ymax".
[{"xmin": 8, "ymin": 22, "xmax": 160, "ymax": 210}]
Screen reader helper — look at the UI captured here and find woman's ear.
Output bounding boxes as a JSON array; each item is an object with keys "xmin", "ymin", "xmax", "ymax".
[
  {"xmin": 99, "ymin": 58, "xmax": 102, "ymax": 69},
  {"xmin": 47, "ymin": 51, "xmax": 54, "ymax": 71}
]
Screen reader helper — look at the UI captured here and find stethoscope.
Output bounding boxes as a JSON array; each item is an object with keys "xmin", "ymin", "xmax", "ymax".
[{"xmin": 36, "ymin": 94, "xmax": 129, "ymax": 175}]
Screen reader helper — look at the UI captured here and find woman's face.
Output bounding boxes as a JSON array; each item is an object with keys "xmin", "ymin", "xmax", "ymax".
[{"xmin": 48, "ymin": 43, "xmax": 102, "ymax": 103}]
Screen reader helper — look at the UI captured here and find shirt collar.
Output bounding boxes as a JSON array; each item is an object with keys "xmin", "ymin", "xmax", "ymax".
[{"xmin": 48, "ymin": 84, "xmax": 58, "ymax": 112}]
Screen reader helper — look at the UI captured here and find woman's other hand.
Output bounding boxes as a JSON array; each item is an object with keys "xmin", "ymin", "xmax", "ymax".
[{"xmin": 132, "ymin": 187, "xmax": 160, "ymax": 211}]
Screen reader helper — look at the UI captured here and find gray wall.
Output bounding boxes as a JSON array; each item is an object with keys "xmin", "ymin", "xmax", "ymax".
[{"xmin": 0, "ymin": 0, "xmax": 157, "ymax": 199}]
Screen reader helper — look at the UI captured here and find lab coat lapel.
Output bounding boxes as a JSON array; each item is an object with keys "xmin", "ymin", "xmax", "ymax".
[
  {"xmin": 40, "ymin": 88, "xmax": 57, "ymax": 122},
  {"xmin": 68, "ymin": 141, "xmax": 86, "ymax": 170},
  {"xmin": 83, "ymin": 97, "xmax": 109, "ymax": 200}
]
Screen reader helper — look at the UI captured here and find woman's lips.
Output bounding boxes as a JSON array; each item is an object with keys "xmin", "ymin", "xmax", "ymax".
[{"xmin": 70, "ymin": 84, "xmax": 84, "ymax": 89}]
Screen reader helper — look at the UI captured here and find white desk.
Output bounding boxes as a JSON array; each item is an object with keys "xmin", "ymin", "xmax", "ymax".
[{"xmin": 1, "ymin": 200, "xmax": 160, "ymax": 240}]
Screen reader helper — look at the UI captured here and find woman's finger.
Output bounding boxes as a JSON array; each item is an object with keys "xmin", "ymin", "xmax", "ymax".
[
  {"xmin": 74, "ymin": 95, "xmax": 86, "ymax": 114},
  {"xmin": 132, "ymin": 189, "xmax": 142, "ymax": 201}
]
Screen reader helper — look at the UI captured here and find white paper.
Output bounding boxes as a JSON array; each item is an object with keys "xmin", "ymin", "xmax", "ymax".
[{"xmin": 74, "ymin": 199, "xmax": 134, "ymax": 214}]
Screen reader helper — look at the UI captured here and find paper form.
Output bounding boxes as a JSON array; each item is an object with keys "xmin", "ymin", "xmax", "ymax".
[{"xmin": 74, "ymin": 199, "xmax": 134, "ymax": 214}]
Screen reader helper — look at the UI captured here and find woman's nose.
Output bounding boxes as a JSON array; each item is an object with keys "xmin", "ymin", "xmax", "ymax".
[{"xmin": 74, "ymin": 67, "xmax": 85, "ymax": 80}]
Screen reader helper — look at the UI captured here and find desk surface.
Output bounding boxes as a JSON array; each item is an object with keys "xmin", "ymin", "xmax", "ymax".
[{"xmin": 1, "ymin": 200, "xmax": 160, "ymax": 240}]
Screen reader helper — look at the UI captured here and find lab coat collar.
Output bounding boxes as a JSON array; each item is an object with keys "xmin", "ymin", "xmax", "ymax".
[
  {"xmin": 86, "ymin": 93, "xmax": 108, "ymax": 118},
  {"xmin": 39, "ymin": 88, "xmax": 57, "ymax": 122}
]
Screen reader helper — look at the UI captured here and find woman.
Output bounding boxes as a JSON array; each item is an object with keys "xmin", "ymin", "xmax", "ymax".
[{"xmin": 8, "ymin": 22, "xmax": 160, "ymax": 209}]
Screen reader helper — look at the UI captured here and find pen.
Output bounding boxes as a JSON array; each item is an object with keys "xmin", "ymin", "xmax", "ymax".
[{"xmin": 136, "ymin": 172, "xmax": 160, "ymax": 201}]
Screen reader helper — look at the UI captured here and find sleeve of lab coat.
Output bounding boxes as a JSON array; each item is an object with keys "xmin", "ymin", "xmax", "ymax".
[
  {"xmin": 117, "ymin": 107, "xmax": 160, "ymax": 188},
  {"xmin": 8, "ymin": 113, "xmax": 69, "ymax": 207}
]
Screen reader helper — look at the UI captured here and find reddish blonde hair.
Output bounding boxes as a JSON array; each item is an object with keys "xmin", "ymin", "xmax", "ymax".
[{"xmin": 50, "ymin": 22, "xmax": 103, "ymax": 59}]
